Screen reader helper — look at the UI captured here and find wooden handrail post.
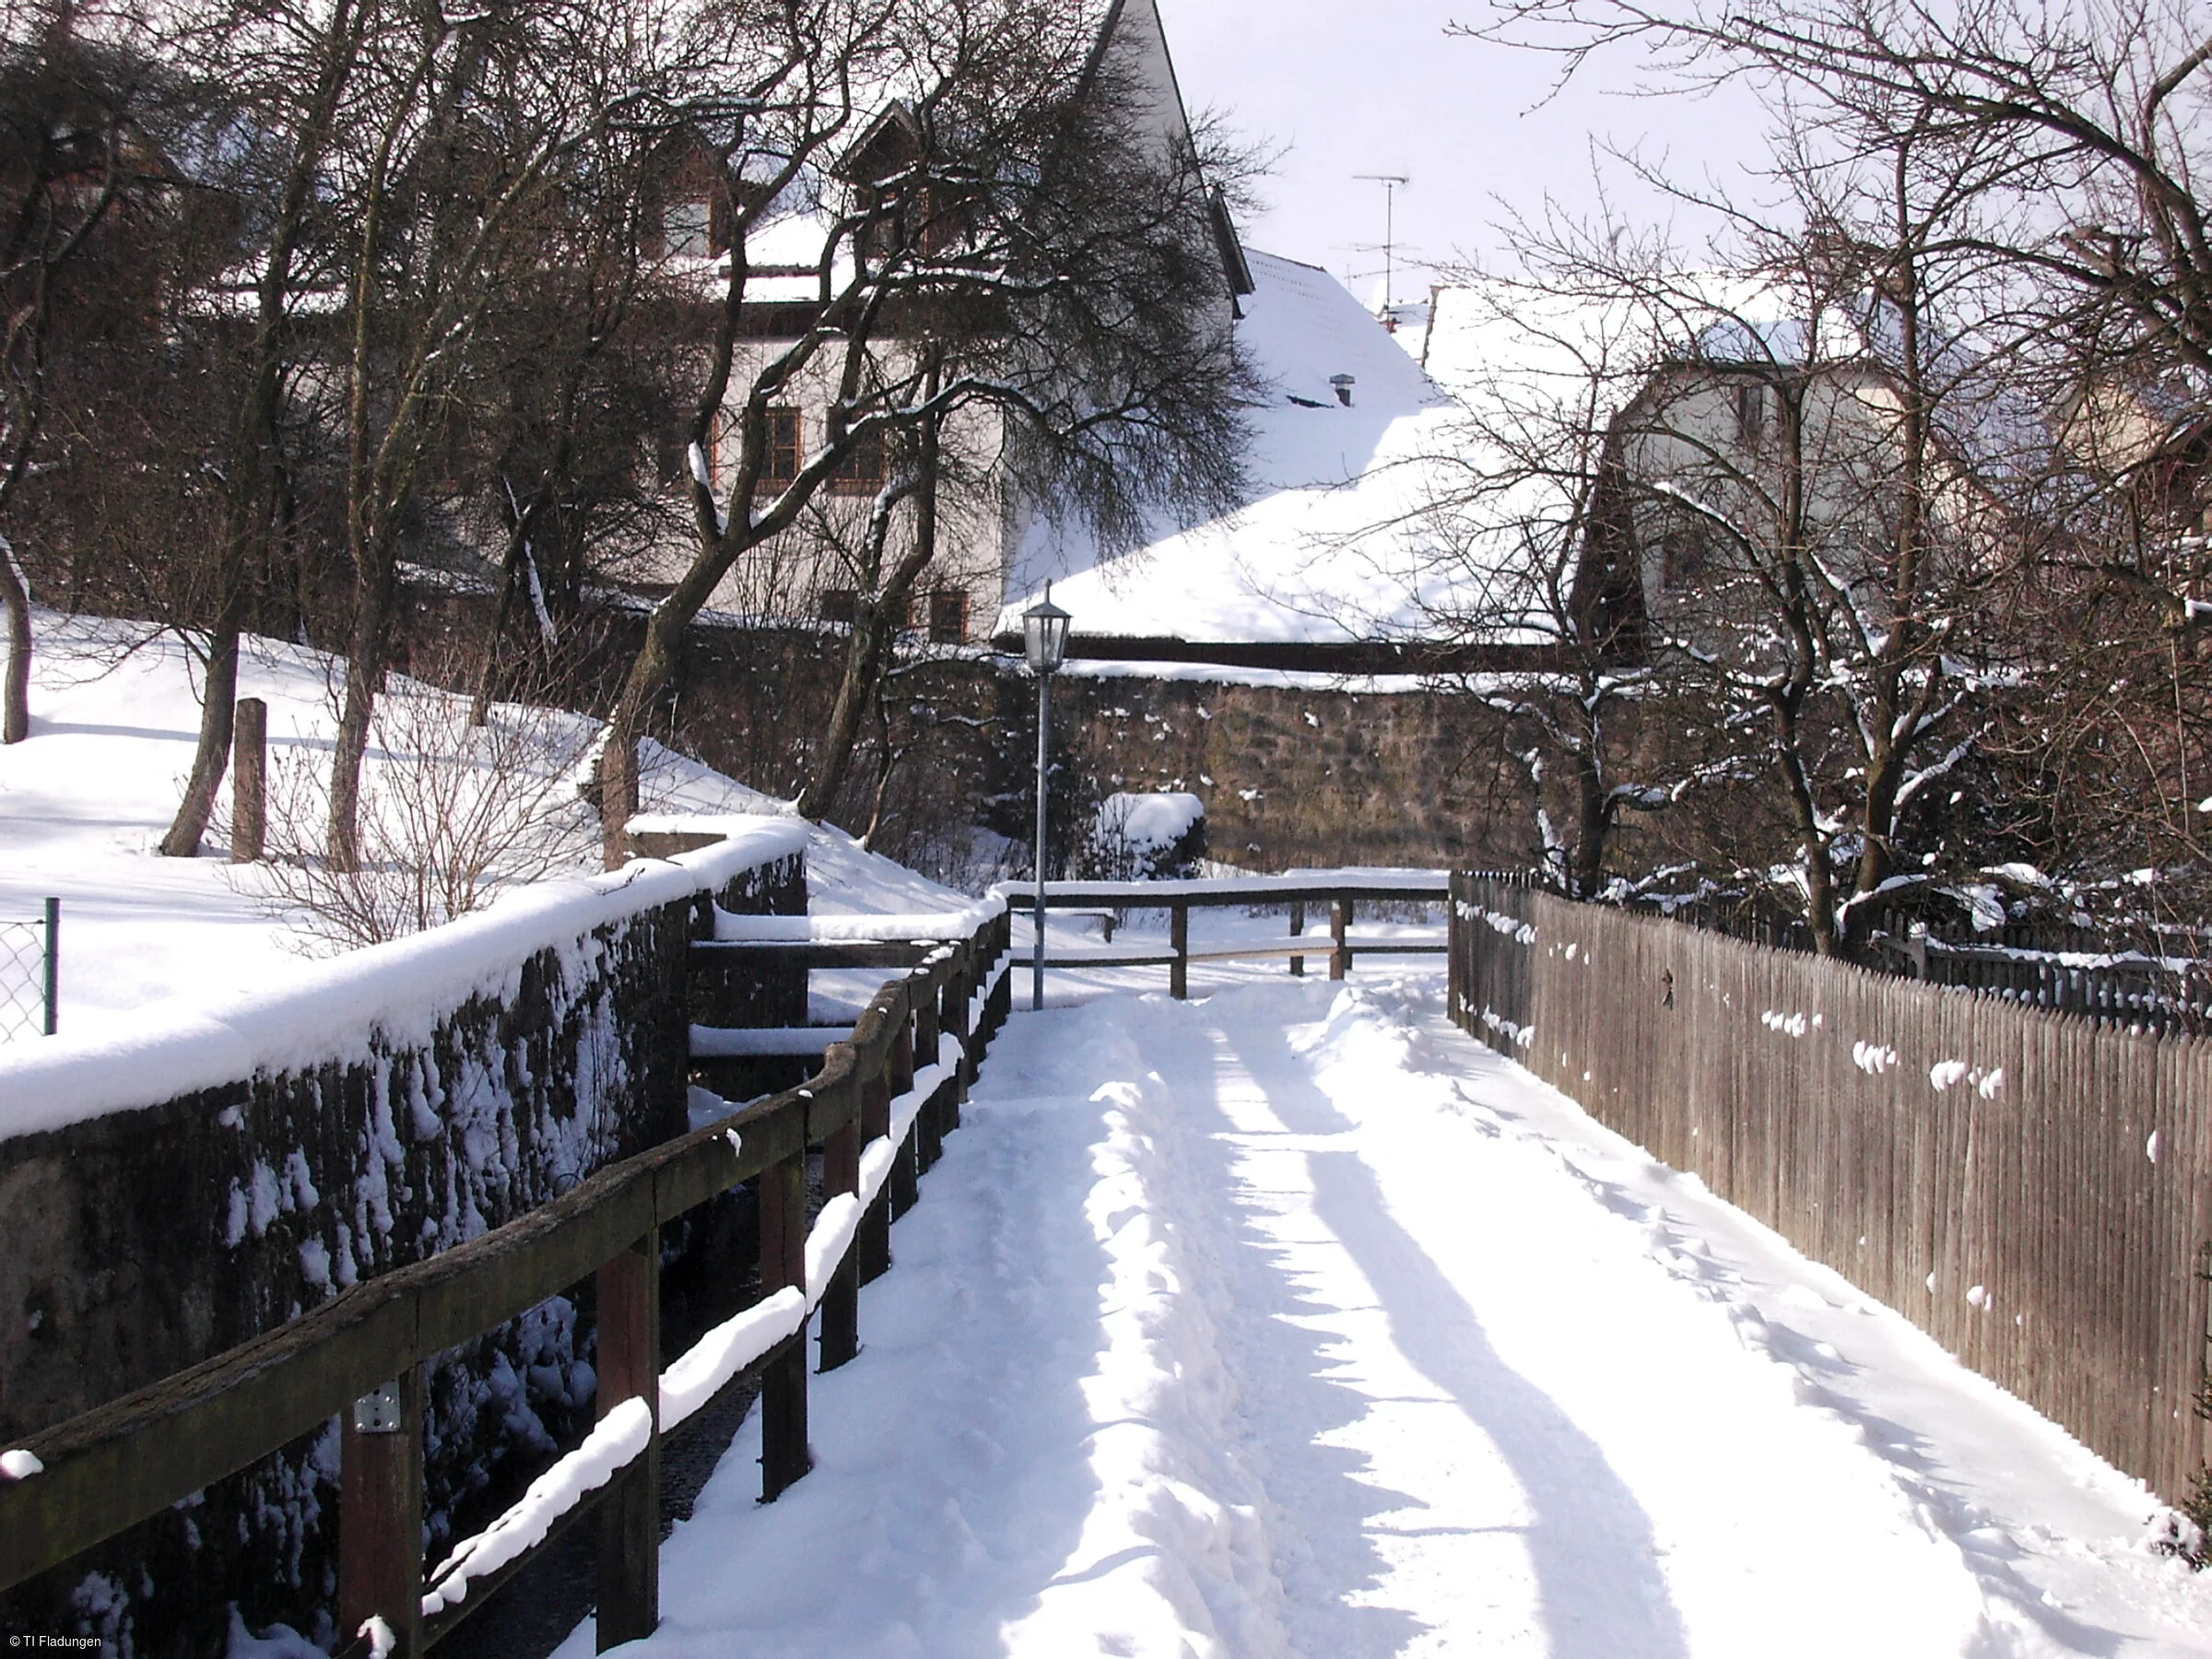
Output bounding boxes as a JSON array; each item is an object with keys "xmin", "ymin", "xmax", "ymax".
[
  {"xmin": 339, "ymin": 1366, "xmax": 424, "ymax": 1659},
  {"xmin": 1288, "ymin": 900, "xmax": 1305, "ymax": 978},
  {"xmin": 1171, "ymin": 901, "xmax": 1189, "ymax": 999},
  {"xmin": 859, "ymin": 1063, "xmax": 893, "ymax": 1283},
  {"xmin": 914, "ymin": 974, "xmax": 944, "ymax": 1171},
  {"xmin": 595, "ymin": 1234, "xmax": 660, "ymax": 1650},
  {"xmin": 890, "ymin": 1013, "xmax": 920, "ymax": 1218},
  {"xmin": 759, "ymin": 1152, "xmax": 810, "ymax": 1500},
  {"xmin": 946, "ymin": 948, "xmax": 973, "ymax": 1120},
  {"xmin": 1330, "ymin": 897, "xmax": 1350, "ymax": 981},
  {"xmin": 819, "ymin": 1083, "xmax": 862, "ymax": 1372}
]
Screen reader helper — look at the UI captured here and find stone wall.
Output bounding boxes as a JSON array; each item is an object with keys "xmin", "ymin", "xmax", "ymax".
[
  {"xmin": 0, "ymin": 841, "xmax": 803, "ymax": 1656},
  {"xmin": 1053, "ymin": 674, "xmax": 1529, "ymax": 873},
  {"xmin": 393, "ymin": 587, "xmax": 1534, "ymax": 878}
]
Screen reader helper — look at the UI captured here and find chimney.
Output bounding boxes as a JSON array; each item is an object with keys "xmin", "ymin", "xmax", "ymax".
[{"xmin": 1329, "ymin": 373, "xmax": 1356, "ymax": 407}]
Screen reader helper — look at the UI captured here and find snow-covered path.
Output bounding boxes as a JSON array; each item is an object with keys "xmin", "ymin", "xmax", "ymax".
[{"xmin": 557, "ymin": 978, "xmax": 2212, "ymax": 1657}]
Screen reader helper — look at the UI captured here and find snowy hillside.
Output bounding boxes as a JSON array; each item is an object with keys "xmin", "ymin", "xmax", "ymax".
[{"xmin": 0, "ymin": 610, "xmax": 966, "ymax": 1047}]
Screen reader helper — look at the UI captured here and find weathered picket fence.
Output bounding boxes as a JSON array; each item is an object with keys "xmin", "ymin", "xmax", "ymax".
[
  {"xmin": 1450, "ymin": 871, "xmax": 2212, "ymax": 1504},
  {"xmin": 0, "ymin": 893, "xmax": 1013, "ymax": 1656}
]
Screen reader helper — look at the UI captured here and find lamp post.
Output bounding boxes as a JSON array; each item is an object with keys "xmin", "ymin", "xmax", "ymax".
[{"xmin": 1022, "ymin": 585, "xmax": 1072, "ymax": 1011}]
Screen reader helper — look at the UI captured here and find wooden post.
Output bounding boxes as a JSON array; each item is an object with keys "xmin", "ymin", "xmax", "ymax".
[
  {"xmin": 946, "ymin": 951, "xmax": 973, "ymax": 1121},
  {"xmin": 819, "ymin": 1098, "xmax": 861, "ymax": 1371},
  {"xmin": 759, "ymin": 1153, "xmax": 810, "ymax": 1500},
  {"xmin": 890, "ymin": 1014, "xmax": 920, "ymax": 1218},
  {"xmin": 859, "ymin": 1065, "xmax": 892, "ymax": 1283},
  {"xmin": 915, "ymin": 979, "xmax": 944, "ymax": 1170},
  {"xmin": 230, "ymin": 696, "xmax": 267, "ymax": 865},
  {"xmin": 1171, "ymin": 901, "xmax": 1189, "ymax": 999},
  {"xmin": 339, "ymin": 1366, "xmax": 424, "ymax": 1659},
  {"xmin": 1446, "ymin": 877, "xmax": 1461, "ymax": 1023},
  {"xmin": 1330, "ymin": 897, "xmax": 1350, "ymax": 980},
  {"xmin": 595, "ymin": 1234, "xmax": 660, "ymax": 1650},
  {"xmin": 1288, "ymin": 900, "xmax": 1305, "ymax": 978}
]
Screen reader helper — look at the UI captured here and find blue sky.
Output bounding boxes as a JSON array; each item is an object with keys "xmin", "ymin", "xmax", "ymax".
[{"xmin": 1156, "ymin": 0, "xmax": 1771, "ymax": 296}]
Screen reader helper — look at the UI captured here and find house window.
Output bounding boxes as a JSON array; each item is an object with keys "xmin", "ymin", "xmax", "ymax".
[
  {"xmin": 818, "ymin": 588, "xmax": 858, "ymax": 627},
  {"xmin": 927, "ymin": 587, "xmax": 968, "ymax": 644},
  {"xmin": 761, "ymin": 407, "xmax": 801, "ymax": 486},
  {"xmin": 829, "ymin": 425, "xmax": 886, "ymax": 495},
  {"xmin": 665, "ymin": 198, "xmax": 712, "ymax": 259},
  {"xmin": 1661, "ymin": 528, "xmax": 1709, "ymax": 592},
  {"xmin": 1735, "ymin": 381, "xmax": 1768, "ymax": 446}
]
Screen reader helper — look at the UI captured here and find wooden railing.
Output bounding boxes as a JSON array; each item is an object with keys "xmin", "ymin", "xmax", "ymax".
[
  {"xmin": 998, "ymin": 872, "xmax": 1449, "ymax": 998},
  {"xmin": 0, "ymin": 903, "xmax": 1014, "ymax": 1656}
]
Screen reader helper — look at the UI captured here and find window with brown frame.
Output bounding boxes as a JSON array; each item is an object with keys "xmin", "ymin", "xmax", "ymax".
[
  {"xmin": 829, "ymin": 425, "xmax": 886, "ymax": 495},
  {"xmin": 762, "ymin": 406, "xmax": 801, "ymax": 486},
  {"xmin": 927, "ymin": 587, "xmax": 968, "ymax": 644}
]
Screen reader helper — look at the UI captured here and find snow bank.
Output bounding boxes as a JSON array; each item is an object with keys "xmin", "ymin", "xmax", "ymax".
[{"xmin": 0, "ymin": 817, "xmax": 805, "ymax": 1137}]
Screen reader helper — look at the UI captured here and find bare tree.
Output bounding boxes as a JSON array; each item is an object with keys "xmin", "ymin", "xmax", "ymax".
[
  {"xmin": 318, "ymin": 0, "xmax": 675, "ymax": 871},
  {"xmin": 596, "ymin": 0, "xmax": 1256, "ymax": 859},
  {"xmin": 1418, "ymin": 96, "xmax": 2036, "ymax": 945},
  {"xmin": 1394, "ymin": 265, "xmax": 1689, "ymax": 896},
  {"xmin": 0, "ymin": 2, "xmax": 182, "ymax": 744},
  {"xmin": 147, "ymin": 0, "xmax": 372, "ymax": 853}
]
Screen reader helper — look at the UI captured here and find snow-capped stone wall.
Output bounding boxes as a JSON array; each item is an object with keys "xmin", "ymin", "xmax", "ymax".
[{"xmin": 0, "ymin": 820, "xmax": 806, "ymax": 1653}]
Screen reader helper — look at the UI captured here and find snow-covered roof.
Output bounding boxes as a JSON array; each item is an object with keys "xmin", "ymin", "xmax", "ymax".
[{"xmin": 1000, "ymin": 250, "xmax": 1509, "ymax": 648}]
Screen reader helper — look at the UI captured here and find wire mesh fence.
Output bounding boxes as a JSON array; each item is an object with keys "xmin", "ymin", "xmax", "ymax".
[{"xmin": 0, "ymin": 899, "xmax": 56, "ymax": 1041}]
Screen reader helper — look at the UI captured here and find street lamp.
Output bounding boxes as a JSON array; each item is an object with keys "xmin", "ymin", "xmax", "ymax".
[{"xmin": 1023, "ymin": 585, "xmax": 1072, "ymax": 1011}]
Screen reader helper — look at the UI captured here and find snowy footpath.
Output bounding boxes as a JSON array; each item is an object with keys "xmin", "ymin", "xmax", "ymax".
[{"xmin": 557, "ymin": 976, "xmax": 2212, "ymax": 1657}]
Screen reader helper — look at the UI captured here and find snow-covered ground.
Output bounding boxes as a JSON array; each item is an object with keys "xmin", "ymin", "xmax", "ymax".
[
  {"xmin": 556, "ymin": 974, "xmax": 2212, "ymax": 1658},
  {"xmin": 0, "ymin": 611, "xmax": 965, "ymax": 1047},
  {"xmin": 17, "ymin": 608, "xmax": 2212, "ymax": 1653}
]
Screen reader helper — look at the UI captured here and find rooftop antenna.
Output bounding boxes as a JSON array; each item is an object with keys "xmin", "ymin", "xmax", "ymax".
[{"xmin": 1354, "ymin": 173, "xmax": 1410, "ymax": 318}]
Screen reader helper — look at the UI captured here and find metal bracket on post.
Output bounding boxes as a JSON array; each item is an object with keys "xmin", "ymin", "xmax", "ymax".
[{"xmin": 352, "ymin": 1382, "xmax": 403, "ymax": 1435}]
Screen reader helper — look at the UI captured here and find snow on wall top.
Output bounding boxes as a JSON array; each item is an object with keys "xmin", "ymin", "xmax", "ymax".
[
  {"xmin": 999, "ymin": 250, "xmax": 1532, "ymax": 648},
  {"xmin": 0, "ymin": 817, "xmax": 806, "ymax": 1140}
]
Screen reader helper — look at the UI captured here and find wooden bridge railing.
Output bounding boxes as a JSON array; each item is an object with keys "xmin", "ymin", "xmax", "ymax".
[
  {"xmin": 0, "ymin": 902, "xmax": 1015, "ymax": 1656},
  {"xmin": 997, "ymin": 872, "xmax": 1450, "ymax": 998}
]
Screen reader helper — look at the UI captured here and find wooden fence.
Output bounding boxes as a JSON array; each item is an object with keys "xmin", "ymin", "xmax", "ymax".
[
  {"xmin": 1000, "ymin": 873, "xmax": 1450, "ymax": 998},
  {"xmin": 1450, "ymin": 873, "xmax": 2212, "ymax": 1505},
  {"xmin": 0, "ymin": 902, "xmax": 1014, "ymax": 1656}
]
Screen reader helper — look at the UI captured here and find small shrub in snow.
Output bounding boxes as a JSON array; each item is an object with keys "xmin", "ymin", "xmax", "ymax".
[
  {"xmin": 1079, "ymin": 792, "xmax": 1206, "ymax": 882},
  {"xmin": 229, "ymin": 686, "xmax": 599, "ymax": 949}
]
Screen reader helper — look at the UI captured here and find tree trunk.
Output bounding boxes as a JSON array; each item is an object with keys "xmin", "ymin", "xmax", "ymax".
[
  {"xmin": 469, "ymin": 527, "xmax": 526, "ymax": 728},
  {"xmin": 327, "ymin": 545, "xmax": 394, "ymax": 873},
  {"xmin": 598, "ymin": 604, "xmax": 686, "ymax": 868},
  {"xmin": 796, "ymin": 413, "xmax": 937, "ymax": 823},
  {"xmin": 797, "ymin": 606, "xmax": 892, "ymax": 822},
  {"xmin": 0, "ymin": 543, "xmax": 29, "ymax": 745},
  {"xmin": 159, "ymin": 614, "xmax": 244, "ymax": 856}
]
